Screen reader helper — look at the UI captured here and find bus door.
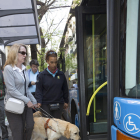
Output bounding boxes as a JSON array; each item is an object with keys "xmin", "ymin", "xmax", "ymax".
[{"xmin": 76, "ymin": 5, "xmax": 107, "ymax": 140}]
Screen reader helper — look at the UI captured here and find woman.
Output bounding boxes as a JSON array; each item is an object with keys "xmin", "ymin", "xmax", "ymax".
[
  {"xmin": 35, "ymin": 50, "xmax": 69, "ymax": 119},
  {"xmin": 3, "ymin": 44, "xmax": 37, "ymax": 140}
]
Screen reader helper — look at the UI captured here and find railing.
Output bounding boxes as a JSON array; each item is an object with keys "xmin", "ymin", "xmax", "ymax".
[{"xmin": 86, "ymin": 81, "xmax": 107, "ymax": 116}]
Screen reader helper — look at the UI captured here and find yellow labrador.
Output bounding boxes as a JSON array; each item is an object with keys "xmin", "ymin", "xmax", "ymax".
[{"xmin": 31, "ymin": 111, "xmax": 81, "ymax": 140}]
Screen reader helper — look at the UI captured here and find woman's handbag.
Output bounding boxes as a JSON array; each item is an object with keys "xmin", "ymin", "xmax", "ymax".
[
  {"xmin": 5, "ymin": 98, "xmax": 25, "ymax": 114},
  {"xmin": 5, "ymin": 70, "xmax": 27, "ymax": 114}
]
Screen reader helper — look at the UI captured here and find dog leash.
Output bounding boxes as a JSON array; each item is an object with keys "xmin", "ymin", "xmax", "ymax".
[
  {"xmin": 33, "ymin": 107, "xmax": 57, "ymax": 133},
  {"xmin": 34, "ymin": 107, "xmax": 58, "ymax": 123}
]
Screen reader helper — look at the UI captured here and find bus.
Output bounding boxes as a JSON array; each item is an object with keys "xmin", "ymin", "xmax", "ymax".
[
  {"xmin": 60, "ymin": 0, "xmax": 140, "ymax": 140},
  {"xmin": 111, "ymin": 0, "xmax": 140, "ymax": 139}
]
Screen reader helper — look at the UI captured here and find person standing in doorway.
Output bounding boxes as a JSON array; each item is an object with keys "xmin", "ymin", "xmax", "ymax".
[
  {"xmin": 0, "ymin": 69, "xmax": 9, "ymax": 140},
  {"xmin": 36, "ymin": 50, "xmax": 69, "ymax": 119},
  {"xmin": 73, "ymin": 81, "xmax": 78, "ymax": 88}
]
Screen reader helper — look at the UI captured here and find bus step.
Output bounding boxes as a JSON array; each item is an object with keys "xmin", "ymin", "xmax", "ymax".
[
  {"xmin": 89, "ymin": 138, "xmax": 107, "ymax": 140},
  {"xmin": 90, "ymin": 122, "xmax": 107, "ymax": 133}
]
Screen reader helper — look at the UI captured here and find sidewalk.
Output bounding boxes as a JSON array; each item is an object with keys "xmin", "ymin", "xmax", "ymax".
[
  {"xmin": 0, "ymin": 126, "xmax": 12, "ymax": 140},
  {"xmin": 1, "ymin": 136, "xmax": 69, "ymax": 140},
  {"xmin": 0, "ymin": 127, "xmax": 70, "ymax": 140}
]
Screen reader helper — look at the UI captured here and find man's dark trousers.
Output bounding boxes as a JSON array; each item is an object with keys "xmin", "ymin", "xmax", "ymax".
[{"xmin": 0, "ymin": 99, "xmax": 8, "ymax": 139}]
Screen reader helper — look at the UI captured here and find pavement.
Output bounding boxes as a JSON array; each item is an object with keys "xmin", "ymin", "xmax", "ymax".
[{"xmin": 0, "ymin": 126, "xmax": 70, "ymax": 140}]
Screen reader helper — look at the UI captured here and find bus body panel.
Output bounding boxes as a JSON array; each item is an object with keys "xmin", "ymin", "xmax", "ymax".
[
  {"xmin": 69, "ymin": 88, "xmax": 80, "ymax": 114},
  {"xmin": 111, "ymin": 125, "xmax": 138, "ymax": 140},
  {"xmin": 114, "ymin": 97, "xmax": 140, "ymax": 138},
  {"xmin": 64, "ymin": 88, "xmax": 80, "ymax": 126},
  {"xmin": 111, "ymin": 125, "xmax": 117, "ymax": 140}
]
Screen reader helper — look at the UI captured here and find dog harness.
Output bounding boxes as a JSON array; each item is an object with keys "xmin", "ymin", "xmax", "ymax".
[{"xmin": 44, "ymin": 119, "xmax": 57, "ymax": 134}]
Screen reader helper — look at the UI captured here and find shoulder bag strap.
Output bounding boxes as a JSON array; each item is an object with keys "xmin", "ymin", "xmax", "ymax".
[
  {"xmin": 22, "ymin": 70, "xmax": 28, "ymax": 133},
  {"xmin": 22, "ymin": 70, "xmax": 27, "ymax": 97}
]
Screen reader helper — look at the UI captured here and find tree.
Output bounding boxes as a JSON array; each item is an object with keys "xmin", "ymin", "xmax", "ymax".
[
  {"xmin": 58, "ymin": 0, "xmax": 81, "ymax": 72},
  {"xmin": 30, "ymin": 0, "xmax": 81, "ymax": 71},
  {"xmin": 30, "ymin": 0, "xmax": 71, "ymax": 71}
]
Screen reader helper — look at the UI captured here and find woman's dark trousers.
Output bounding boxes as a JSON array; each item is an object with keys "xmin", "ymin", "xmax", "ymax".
[
  {"xmin": 6, "ymin": 106, "xmax": 34, "ymax": 140},
  {"xmin": 0, "ymin": 100, "xmax": 8, "ymax": 139}
]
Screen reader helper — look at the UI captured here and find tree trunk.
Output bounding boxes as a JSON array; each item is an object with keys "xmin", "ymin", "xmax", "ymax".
[{"xmin": 30, "ymin": 44, "xmax": 37, "ymax": 59}]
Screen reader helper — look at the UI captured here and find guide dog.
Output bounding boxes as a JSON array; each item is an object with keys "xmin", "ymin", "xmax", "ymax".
[{"xmin": 31, "ymin": 111, "xmax": 81, "ymax": 140}]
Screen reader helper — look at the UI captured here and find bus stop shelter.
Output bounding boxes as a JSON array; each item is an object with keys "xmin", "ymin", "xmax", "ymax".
[{"xmin": 0, "ymin": 0, "xmax": 41, "ymax": 46}]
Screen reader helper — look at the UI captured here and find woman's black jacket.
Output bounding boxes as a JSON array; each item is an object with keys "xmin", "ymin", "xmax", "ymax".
[{"xmin": 35, "ymin": 69, "xmax": 69, "ymax": 105}]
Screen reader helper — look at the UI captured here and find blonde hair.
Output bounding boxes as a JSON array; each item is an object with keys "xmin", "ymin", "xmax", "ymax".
[{"xmin": 4, "ymin": 44, "xmax": 29, "ymax": 68}]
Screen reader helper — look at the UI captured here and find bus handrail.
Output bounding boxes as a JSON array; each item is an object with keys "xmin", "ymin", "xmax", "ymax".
[{"xmin": 86, "ymin": 81, "xmax": 107, "ymax": 116}]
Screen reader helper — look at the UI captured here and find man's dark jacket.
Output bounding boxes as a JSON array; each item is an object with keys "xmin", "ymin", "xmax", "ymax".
[
  {"xmin": 35, "ymin": 69, "xmax": 69, "ymax": 105},
  {"xmin": 0, "ymin": 69, "xmax": 5, "ymax": 100}
]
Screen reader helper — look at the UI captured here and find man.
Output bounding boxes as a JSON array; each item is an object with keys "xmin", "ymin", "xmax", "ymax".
[
  {"xmin": 28, "ymin": 59, "xmax": 39, "ymax": 98},
  {"xmin": 73, "ymin": 81, "xmax": 78, "ymax": 88},
  {"xmin": 0, "ymin": 69, "xmax": 9, "ymax": 140}
]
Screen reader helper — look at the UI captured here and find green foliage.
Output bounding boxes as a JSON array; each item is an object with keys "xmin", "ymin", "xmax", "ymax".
[
  {"xmin": 59, "ymin": 63, "xmax": 62, "ymax": 71},
  {"xmin": 67, "ymin": 41, "xmax": 73, "ymax": 45},
  {"xmin": 37, "ymin": 48, "xmax": 47, "ymax": 72},
  {"xmin": 65, "ymin": 53, "xmax": 77, "ymax": 71},
  {"xmin": 36, "ymin": 0, "xmax": 78, "ymax": 72},
  {"xmin": 75, "ymin": 0, "xmax": 80, "ymax": 4},
  {"xmin": 26, "ymin": 65, "xmax": 30, "ymax": 70},
  {"xmin": 57, "ymin": 47, "xmax": 65, "ymax": 57},
  {"xmin": 37, "ymin": 47, "xmax": 59, "ymax": 72},
  {"xmin": 72, "ymin": 0, "xmax": 81, "ymax": 9}
]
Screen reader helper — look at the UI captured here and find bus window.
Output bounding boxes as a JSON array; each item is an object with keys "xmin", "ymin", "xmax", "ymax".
[{"xmin": 125, "ymin": 0, "xmax": 140, "ymax": 98}]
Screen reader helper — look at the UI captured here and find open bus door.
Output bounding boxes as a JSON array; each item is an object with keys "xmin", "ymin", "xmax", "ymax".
[{"xmin": 75, "ymin": 5, "xmax": 107, "ymax": 140}]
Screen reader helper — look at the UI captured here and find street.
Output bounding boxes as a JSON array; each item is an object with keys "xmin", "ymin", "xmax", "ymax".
[{"xmin": 0, "ymin": 126, "xmax": 70, "ymax": 140}]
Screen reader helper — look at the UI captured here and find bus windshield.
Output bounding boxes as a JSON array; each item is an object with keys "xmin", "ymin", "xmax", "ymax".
[{"xmin": 125, "ymin": 0, "xmax": 140, "ymax": 98}]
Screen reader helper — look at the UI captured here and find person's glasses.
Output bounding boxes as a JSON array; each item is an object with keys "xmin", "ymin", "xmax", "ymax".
[
  {"xmin": 48, "ymin": 52, "xmax": 57, "ymax": 55},
  {"xmin": 18, "ymin": 51, "xmax": 27, "ymax": 55}
]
